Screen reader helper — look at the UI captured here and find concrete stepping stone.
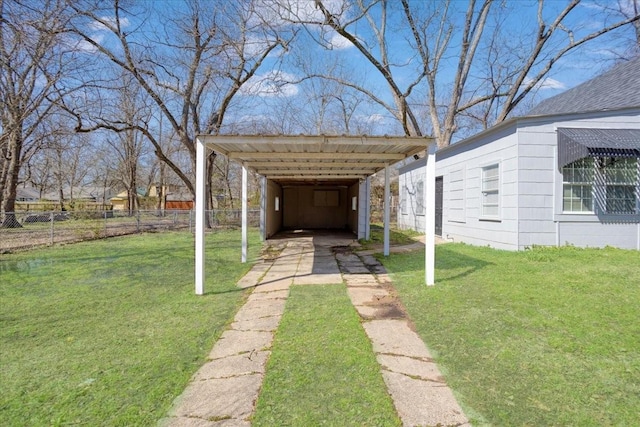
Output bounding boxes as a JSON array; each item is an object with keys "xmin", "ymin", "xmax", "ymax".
[
  {"xmin": 246, "ymin": 289, "xmax": 288, "ymax": 301},
  {"xmin": 346, "ymin": 286, "xmax": 390, "ymax": 306},
  {"xmin": 236, "ymin": 261, "xmax": 272, "ymax": 289},
  {"xmin": 230, "ymin": 315, "xmax": 281, "ymax": 332},
  {"xmin": 208, "ymin": 330, "xmax": 273, "ymax": 360},
  {"xmin": 194, "ymin": 351, "xmax": 270, "ymax": 381},
  {"xmin": 232, "ymin": 299, "xmax": 286, "ymax": 322},
  {"xmin": 344, "ymin": 274, "xmax": 379, "ymax": 287},
  {"xmin": 165, "ymin": 374, "xmax": 262, "ymax": 422},
  {"xmin": 376, "ymin": 354, "xmax": 443, "ymax": 382},
  {"xmin": 362, "ymin": 319, "xmax": 432, "ymax": 359},
  {"xmin": 382, "ymin": 370, "xmax": 469, "ymax": 427}
]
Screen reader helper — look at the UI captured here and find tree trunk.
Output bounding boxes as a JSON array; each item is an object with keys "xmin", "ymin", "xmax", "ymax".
[{"xmin": 1, "ymin": 131, "xmax": 23, "ymax": 228}]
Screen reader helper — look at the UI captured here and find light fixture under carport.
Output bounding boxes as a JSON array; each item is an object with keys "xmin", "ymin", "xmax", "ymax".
[{"xmin": 194, "ymin": 134, "xmax": 437, "ymax": 294}]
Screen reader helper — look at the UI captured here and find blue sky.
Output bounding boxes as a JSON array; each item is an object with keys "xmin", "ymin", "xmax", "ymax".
[{"xmin": 78, "ymin": 0, "xmax": 638, "ymax": 136}]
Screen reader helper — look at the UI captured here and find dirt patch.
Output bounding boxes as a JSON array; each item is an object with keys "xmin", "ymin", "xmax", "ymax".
[
  {"xmin": 331, "ymin": 245, "xmax": 353, "ymax": 255},
  {"xmin": 261, "ymin": 243, "xmax": 286, "ymax": 261}
]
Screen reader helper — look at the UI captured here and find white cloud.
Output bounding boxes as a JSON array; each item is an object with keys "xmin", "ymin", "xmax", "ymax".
[
  {"xmin": 88, "ymin": 16, "xmax": 130, "ymax": 32},
  {"xmin": 62, "ymin": 33, "xmax": 104, "ymax": 53},
  {"xmin": 328, "ymin": 32, "xmax": 352, "ymax": 49},
  {"xmin": 254, "ymin": 0, "xmax": 347, "ymax": 27},
  {"xmin": 360, "ymin": 113, "xmax": 386, "ymax": 124},
  {"xmin": 240, "ymin": 71, "xmax": 299, "ymax": 97},
  {"xmin": 523, "ymin": 76, "xmax": 566, "ymax": 90}
]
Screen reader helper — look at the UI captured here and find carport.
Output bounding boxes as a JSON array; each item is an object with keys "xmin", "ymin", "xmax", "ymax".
[{"xmin": 194, "ymin": 135, "xmax": 437, "ymax": 294}]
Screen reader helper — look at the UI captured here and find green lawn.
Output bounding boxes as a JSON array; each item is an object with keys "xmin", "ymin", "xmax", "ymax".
[
  {"xmin": 379, "ymin": 243, "xmax": 640, "ymax": 426},
  {"xmin": 253, "ymin": 284, "xmax": 401, "ymax": 427},
  {"xmin": 0, "ymin": 230, "xmax": 260, "ymax": 426}
]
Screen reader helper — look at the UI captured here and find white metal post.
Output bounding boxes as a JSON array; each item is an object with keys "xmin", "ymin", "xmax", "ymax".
[
  {"xmin": 384, "ymin": 164, "xmax": 390, "ymax": 256},
  {"xmin": 195, "ymin": 138, "xmax": 206, "ymax": 295},
  {"xmin": 365, "ymin": 176, "xmax": 371, "ymax": 240},
  {"xmin": 241, "ymin": 164, "xmax": 248, "ymax": 263},
  {"xmin": 425, "ymin": 143, "xmax": 436, "ymax": 286},
  {"xmin": 260, "ymin": 176, "xmax": 266, "ymax": 241}
]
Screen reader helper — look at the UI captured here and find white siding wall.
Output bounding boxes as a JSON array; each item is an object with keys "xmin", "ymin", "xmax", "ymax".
[
  {"xmin": 398, "ymin": 109, "xmax": 640, "ymax": 251},
  {"xmin": 397, "ymin": 158, "xmax": 427, "ymax": 231},
  {"xmin": 436, "ymin": 124, "xmax": 520, "ymax": 250},
  {"xmin": 520, "ymin": 111, "xmax": 640, "ymax": 249}
]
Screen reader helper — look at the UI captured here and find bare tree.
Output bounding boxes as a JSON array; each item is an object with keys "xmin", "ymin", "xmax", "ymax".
[
  {"xmin": 0, "ymin": 0, "xmax": 81, "ymax": 226},
  {"xmin": 276, "ymin": 0, "xmax": 639, "ymax": 146},
  {"xmin": 66, "ymin": 0, "xmax": 296, "ymax": 211},
  {"xmin": 101, "ymin": 73, "xmax": 152, "ymax": 215}
]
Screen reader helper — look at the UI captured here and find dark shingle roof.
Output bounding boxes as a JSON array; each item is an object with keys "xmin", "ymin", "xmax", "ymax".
[{"xmin": 528, "ymin": 56, "xmax": 640, "ymax": 116}]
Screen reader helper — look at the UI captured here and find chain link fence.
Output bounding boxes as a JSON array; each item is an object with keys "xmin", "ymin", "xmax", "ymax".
[{"xmin": 0, "ymin": 209, "xmax": 260, "ymax": 253}]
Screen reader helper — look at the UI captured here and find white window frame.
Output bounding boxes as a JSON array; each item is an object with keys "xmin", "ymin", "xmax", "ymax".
[
  {"xmin": 481, "ymin": 163, "xmax": 500, "ymax": 220},
  {"xmin": 562, "ymin": 158, "xmax": 594, "ymax": 214},
  {"xmin": 416, "ymin": 180, "xmax": 425, "ymax": 216},
  {"xmin": 401, "ymin": 185, "xmax": 408, "ymax": 215}
]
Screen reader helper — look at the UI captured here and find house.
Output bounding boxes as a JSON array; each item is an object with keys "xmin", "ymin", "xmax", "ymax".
[
  {"xmin": 16, "ymin": 186, "xmax": 40, "ymax": 202},
  {"xmin": 398, "ymin": 57, "xmax": 640, "ymax": 250}
]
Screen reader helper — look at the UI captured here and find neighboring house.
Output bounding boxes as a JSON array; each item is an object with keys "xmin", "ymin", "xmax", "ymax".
[
  {"xmin": 110, "ymin": 188, "xmax": 147, "ymax": 210},
  {"xmin": 16, "ymin": 186, "xmax": 40, "ymax": 202},
  {"xmin": 398, "ymin": 57, "xmax": 640, "ymax": 250},
  {"xmin": 165, "ymin": 191, "xmax": 194, "ymax": 210}
]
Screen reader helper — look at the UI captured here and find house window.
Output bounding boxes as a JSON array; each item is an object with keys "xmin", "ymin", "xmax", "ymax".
[
  {"xmin": 481, "ymin": 163, "xmax": 500, "ymax": 218},
  {"xmin": 562, "ymin": 157, "xmax": 639, "ymax": 214},
  {"xmin": 416, "ymin": 180, "xmax": 425, "ymax": 216},
  {"xmin": 401, "ymin": 186, "xmax": 408, "ymax": 215},
  {"xmin": 600, "ymin": 157, "xmax": 638, "ymax": 214},
  {"xmin": 562, "ymin": 158, "xmax": 594, "ymax": 213}
]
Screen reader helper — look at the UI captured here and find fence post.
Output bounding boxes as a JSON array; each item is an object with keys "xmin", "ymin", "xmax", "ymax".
[
  {"xmin": 104, "ymin": 210, "xmax": 108, "ymax": 236},
  {"xmin": 50, "ymin": 212, "xmax": 54, "ymax": 246},
  {"xmin": 189, "ymin": 210, "xmax": 193, "ymax": 233},
  {"xmin": 136, "ymin": 211, "xmax": 141, "ymax": 233}
]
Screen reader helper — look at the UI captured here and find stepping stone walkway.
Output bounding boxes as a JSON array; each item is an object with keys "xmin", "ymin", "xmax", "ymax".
[{"xmin": 160, "ymin": 234, "xmax": 469, "ymax": 427}]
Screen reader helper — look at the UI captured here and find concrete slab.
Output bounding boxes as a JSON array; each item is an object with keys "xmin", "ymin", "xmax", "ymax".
[
  {"xmin": 194, "ymin": 351, "xmax": 270, "ymax": 381},
  {"xmin": 351, "ymin": 304, "xmax": 381, "ymax": 319},
  {"xmin": 376, "ymin": 354, "xmax": 443, "ymax": 382},
  {"xmin": 382, "ymin": 370, "xmax": 468, "ymax": 427},
  {"xmin": 236, "ymin": 261, "xmax": 272, "ymax": 289},
  {"xmin": 253, "ymin": 279, "xmax": 292, "ymax": 292},
  {"xmin": 246, "ymin": 289, "xmax": 289, "ymax": 301},
  {"xmin": 160, "ymin": 417, "xmax": 251, "ymax": 427},
  {"xmin": 208, "ymin": 330, "xmax": 274, "ymax": 359},
  {"xmin": 362, "ymin": 319, "xmax": 433, "ymax": 359},
  {"xmin": 167, "ymin": 374, "xmax": 262, "ymax": 421},
  {"xmin": 376, "ymin": 273, "xmax": 392, "ymax": 285},
  {"xmin": 335, "ymin": 252, "xmax": 361, "ymax": 264},
  {"xmin": 346, "ymin": 287, "xmax": 390, "ymax": 306},
  {"xmin": 293, "ymin": 273, "xmax": 343, "ymax": 285},
  {"xmin": 233, "ymin": 299, "xmax": 286, "ymax": 322},
  {"xmin": 340, "ymin": 264, "xmax": 372, "ymax": 274},
  {"xmin": 344, "ymin": 274, "xmax": 380, "ymax": 287},
  {"xmin": 358, "ymin": 254, "xmax": 380, "ymax": 267},
  {"xmin": 231, "ymin": 315, "xmax": 281, "ymax": 332},
  {"xmin": 159, "ymin": 416, "xmax": 240, "ymax": 427}
]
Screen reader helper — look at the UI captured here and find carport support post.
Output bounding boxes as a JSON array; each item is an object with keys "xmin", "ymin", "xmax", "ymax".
[
  {"xmin": 260, "ymin": 176, "xmax": 266, "ymax": 241},
  {"xmin": 425, "ymin": 143, "xmax": 436, "ymax": 286},
  {"xmin": 195, "ymin": 137, "xmax": 206, "ymax": 295},
  {"xmin": 241, "ymin": 164, "xmax": 248, "ymax": 263},
  {"xmin": 383, "ymin": 164, "xmax": 390, "ymax": 256}
]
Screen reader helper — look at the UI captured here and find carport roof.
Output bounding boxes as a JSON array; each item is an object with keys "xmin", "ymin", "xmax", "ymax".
[{"xmin": 197, "ymin": 134, "xmax": 433, "ymax": 185}]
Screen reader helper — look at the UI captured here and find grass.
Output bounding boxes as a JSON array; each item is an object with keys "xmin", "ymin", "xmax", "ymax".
[
  {"xmin": 358, "ymin": 223, "xmax": 420, "ymax": 250},
  {"xmin": 379, "ymin": 243, "xmax": 640, "ymax": 426},
  {"xmin": 0, "ymin": 230, "xmax": 261, "ymax": 426},
  {"xmin": 252, "ymin": 284, "xmax": 401, "ymax": 427}
]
